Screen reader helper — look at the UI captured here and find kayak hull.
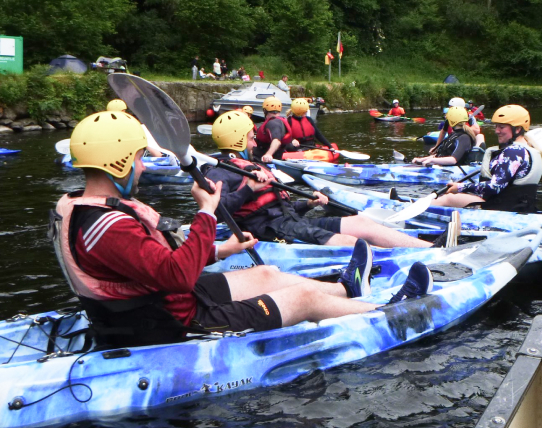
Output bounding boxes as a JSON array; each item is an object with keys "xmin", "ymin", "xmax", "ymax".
[
  {"xmin": 0, "ymin": 148, "xmax": 21, "ymax": 156},
  {"xmin": 282, "ymin": 143, "xmax": 340, "ymax": 162},
  {"xmin": 0, "ymin": 230, "xmax": 538, "ymax": 428},
  {"xmin": 373, "ymin": 116, "xmax": 407, "ymax": 122}
]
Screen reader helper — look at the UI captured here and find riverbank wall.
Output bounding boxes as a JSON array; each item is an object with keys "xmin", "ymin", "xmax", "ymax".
[{"xmin": 2, "ymin": 76, "xmax": 542, "ymax": 133}]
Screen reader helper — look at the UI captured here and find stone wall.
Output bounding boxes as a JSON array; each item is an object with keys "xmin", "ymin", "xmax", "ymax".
[{"xmin": 0, "ymin": 81, "xmax": 307, "ymax": 133}]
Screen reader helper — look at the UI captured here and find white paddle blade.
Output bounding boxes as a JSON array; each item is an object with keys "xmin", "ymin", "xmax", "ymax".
[
  {"xmin": 385, "ymin": 193, "xmax": 437, "ymax": 223},
  {"xmin": 55, "ymin": 139, "xmax": 71, "ymax": 155},
  {"xmin": 187, "ymin": 145, "xmax": 219, "ymax": 167},
  {"xmin": 393, "ymin": 149, "xmax": 405, "ymax": 161},
  {"xmin": 197, "ymin": 124, "xmax": 213, "ymax": 135},
  {"xmin": 360, "ymin": 208, "xmax": 405, "ymax": 229},
  {"xmin": 337, "ymin": 150, "xmax": 370, "ymax": 161},
  {"xmin": 271, "ymin": 168, "xmax": 295, "ymax": 183}
]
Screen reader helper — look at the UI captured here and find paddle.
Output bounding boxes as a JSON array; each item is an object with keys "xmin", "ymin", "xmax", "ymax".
[
  {"xmin": 385, "ymin": 169, "xmax": 481, "ymax": 223},
  {"xmin": 197, "ymin": 124, "xmax": 213, "ymax": 135},
  {"xmin": 369, "ymin": 109, "xmax": 426, "ymax": 124},
  {"xmin": 55, "ymin": 139, "xmax": 71, "ymax": 155},
  {"xmin": 107, "ymin": 74, "xmax": 265, "ymax": 266},
  {"xmin": 297, "ymin": 144, "xmax": 370, "ymax": 161}
]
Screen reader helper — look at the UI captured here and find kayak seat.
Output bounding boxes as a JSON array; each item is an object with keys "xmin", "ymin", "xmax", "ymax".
[{"xmin": 426, "ymin": 262, "xmax": 473, "ymax": 282}]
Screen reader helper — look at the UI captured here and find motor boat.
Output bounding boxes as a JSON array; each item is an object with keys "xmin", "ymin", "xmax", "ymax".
[{"xmin": 211, "ymin": 82, "xmax": 323, "ymax": 119}]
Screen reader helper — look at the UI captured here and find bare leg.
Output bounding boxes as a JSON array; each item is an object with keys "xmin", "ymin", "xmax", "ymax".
[
  {"xmin": 327, "ymin": 215, "xmax": 431, "ymax": 248},
  {"xmin": 224, "ymin": 266, "xmax": 348, "ymax": 300},
  {"xmin": 432, "ymin": 193, "xmax": 484, "ymax": 207},
  {"xmin": 223, "ymin": 267, "xmax": 379, "ymax": 327}
]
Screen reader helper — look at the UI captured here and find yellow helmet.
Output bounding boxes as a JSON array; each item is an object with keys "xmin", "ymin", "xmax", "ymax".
[
  {"xmin": 446, "ymin": 106, "xmax": 468, "ymax": 127},
  {"xmin": 242, "ymin": 105, "xmax": 254, "ymax": 115},
  {"xmin": 212, "ymin": 111, "xmax": 255, "ymax": 151},
  {"xmin": 70, "ymin": 111, "xmax": 147, "ymax": 178},
  {"xmin": 291, "ymin": 98, "xmax": 309, "ymax": 116},
  {"xmin": 492, "ymin": 105, "xmax": 530, "ymax": 131},
  {"xmin": 263, "ymin": 96, "xmax": 282, "ymax": 113},
  {"xmin": 106, "ymin": 99, "xmax": 127, "ymax": 112}
]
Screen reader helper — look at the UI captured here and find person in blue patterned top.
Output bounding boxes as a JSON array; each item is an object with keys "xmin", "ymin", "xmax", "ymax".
[{"xmin": 433, "ymin": 105, "xmax": 542, "ymax": 213}]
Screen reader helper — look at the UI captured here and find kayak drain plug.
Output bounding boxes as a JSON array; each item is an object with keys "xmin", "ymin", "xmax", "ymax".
[
  {"xmin": 8, "ymin": 397, "xmax": 24, "ymax": 410},
  {"xmin": 138, "ymin": 378, "xmax": 150, "ymax": 390}
]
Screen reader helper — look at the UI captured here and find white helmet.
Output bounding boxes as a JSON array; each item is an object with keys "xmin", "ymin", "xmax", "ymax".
[
  {"xmin": 392, "ymin": 99, "xmax": 399, "ymax": 104},
  {"xmin": 449, "ymin": 97, "xmax": 466, "ymax": 108}
]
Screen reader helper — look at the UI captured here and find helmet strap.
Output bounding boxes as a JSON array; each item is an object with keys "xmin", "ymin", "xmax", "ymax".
[{"xmin": 107, "ymin": 162, "xmax": 136, "ymax": 198}]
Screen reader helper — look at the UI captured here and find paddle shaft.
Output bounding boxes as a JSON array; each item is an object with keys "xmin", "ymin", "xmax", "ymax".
[
  {"xmin": 433, "ymin": 168, "xmax": 481, "ymax": 197},
  {"xmin": 182, "ymin": 159, "xmax": 266, "ymax": 265},
  {"xmin": 215, "ymin": 161, "xmax": 358, "ymax": 215}
]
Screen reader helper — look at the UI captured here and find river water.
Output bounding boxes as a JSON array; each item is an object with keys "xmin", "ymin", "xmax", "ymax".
[{"xmin": 1, "ymin": 108, "xmax": 542, "ymax": 427}]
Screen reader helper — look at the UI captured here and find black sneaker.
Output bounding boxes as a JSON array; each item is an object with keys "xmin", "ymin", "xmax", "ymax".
[
  {"xmin": 388, "ymin": 262, "xmax": 433, "ymax": 304},
  {"xmin": 339, "ymin": 239, "xmax": 373, "ymax": 298}
]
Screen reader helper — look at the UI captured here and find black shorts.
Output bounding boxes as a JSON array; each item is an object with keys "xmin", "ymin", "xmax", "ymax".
[
  {"xmin": 259, "ymin": 216, "xmax": 341, "ymax": 245},
  {"xmin": 191, "ymin": 273, "xmax": 282, "ymax": 332}
]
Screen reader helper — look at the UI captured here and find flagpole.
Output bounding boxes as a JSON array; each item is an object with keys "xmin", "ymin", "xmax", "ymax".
[{"xmin": 328, "ymin": 49, "xmax": 331, "ymax": 82}]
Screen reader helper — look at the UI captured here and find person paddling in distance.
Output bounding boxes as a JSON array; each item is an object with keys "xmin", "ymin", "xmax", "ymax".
[
  {"xmin": 50, "ymin": 110, "xmax": 433, "ymax": 347},
  {"xmin": 429, "ymin": 97, "xmax": 484, "ymax": 155},
  {"xmin": 204, "ymin": 111, "xmax": 444, "ymax": 249},
  {"xmin": 432, "ymin": 105, "xmax": 542, "ymax": 213},
  {"xmin": 388, "ymin": 99, "xmax": 405, "ymax": 117},
  {"xmin": 287, "ymin": 98, "xmax": 333, "ymax": 150},
  {"xmin": 253, "ymin": 96, "xmax": 297, "ymax": 162},
  {"xmin": 412, "ymin": 107, "xmax": 476, "ymax": 166}
]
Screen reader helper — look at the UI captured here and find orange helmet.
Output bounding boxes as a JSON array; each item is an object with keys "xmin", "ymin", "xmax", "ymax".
[{"xmin": 263, "ymin": 96, "xmax": 282, "ymax": 113}]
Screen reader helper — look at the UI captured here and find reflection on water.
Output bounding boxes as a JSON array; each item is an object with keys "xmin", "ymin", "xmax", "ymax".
[{"xmin": 0, "ymin": 109, "xmax": 541, "ymax": 427}]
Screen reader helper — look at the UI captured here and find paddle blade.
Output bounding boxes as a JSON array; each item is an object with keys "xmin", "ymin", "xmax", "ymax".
[
  {"xmin": 411, "ymin": 118, "xmax": 426, "ymax": 124},
  {"xmin": 197, "ymin": 124, "xmax": 213, "ymax": 135},
  {"xmin": 55, "ymin": 139, "xmax": 71, "ymax": 155},
  {"xmin": 385, "ymin": 193, "xmax": 437, "ymax": 223},
  {"xmin": 392, "ymin": 149, "xmax": 405, "ymax": 161},
  {"xmin": 337, "ymin": 150, "xmax": 370, "ymax": 161},
  {"xmin": 369, "ymin": 110, "xmax": 383, "ymax": 117}
]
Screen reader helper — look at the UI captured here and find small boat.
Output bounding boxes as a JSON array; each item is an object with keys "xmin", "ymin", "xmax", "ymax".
[
  {"xmin": 1, "ymin": 229, "xmax": 539, "ymax": 428},
  {"xmin": 282, "ymin": 143, "xmax": 340, "ymax": 162},
  {"xmin": 211, "ymin": 82, "xmax": 323, "ymax": 119},
  {"xmin": 373, "ymin": 115, "xmax": 408, "ymax": 122},
  {"xmin": 0, "ymin": 148, "xmax": 21, "ymax": 156},
  {"xmin": 422, "ymin": 131, "xmax": 443, "ymax": 145},
  {"xmin": 272, "ymin": 159, "xmax": 480, "ymax": 185},
  {"xmin": 475, "ymin": 315, "xmax": 542, "ymax": 428}
]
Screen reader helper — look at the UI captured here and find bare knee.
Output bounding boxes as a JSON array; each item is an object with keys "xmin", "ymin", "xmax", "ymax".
[{"xmin": 250, "ymin": 265, "xmax": 281, "ymax": 281}]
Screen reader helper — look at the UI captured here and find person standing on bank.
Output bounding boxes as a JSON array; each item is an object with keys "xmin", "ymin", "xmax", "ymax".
[
  {"xmin": 287, "ymin": 98, "xmax": 333, "ymax": 149},
  {"xmin": 191, "ymin": 56, "xmax": 199, "ymax": 80},
  {"xmin": 433, "ymin": 105, "xmax": 542, "ymax": 212},
  {"xmin": 213, "ymin": 58, "xmax": 222, "ymax": 79}
]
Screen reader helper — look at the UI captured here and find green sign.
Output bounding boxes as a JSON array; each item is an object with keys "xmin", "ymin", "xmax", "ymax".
[{"xmin": 0, "ymin": 36, "xmax": 23, "ymax": 74}]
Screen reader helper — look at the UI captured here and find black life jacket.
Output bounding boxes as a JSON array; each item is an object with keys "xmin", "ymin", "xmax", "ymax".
[{"xmin": 436, "ymin": 130, "xmax": 475, "ymax": 165}]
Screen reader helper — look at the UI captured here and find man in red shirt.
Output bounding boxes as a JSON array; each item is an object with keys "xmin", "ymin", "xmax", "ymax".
[
  {"xmin": 52, "ymin": 110, "xmax": 432, "ymax": 347},
  {"xmin": 388, "ymin": 99, "xmax": 405, "ymax": 117}
]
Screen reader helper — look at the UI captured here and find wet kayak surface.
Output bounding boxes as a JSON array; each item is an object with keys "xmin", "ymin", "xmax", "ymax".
[{"xmin": 1, "ymin": 110, "xmax": 542, "ymax": 427}]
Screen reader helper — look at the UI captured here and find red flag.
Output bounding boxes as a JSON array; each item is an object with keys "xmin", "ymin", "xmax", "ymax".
[
  {"xmin": 327, "ymin": 52, "xmax": 334, "ymax": 60},
  {"xmin": 337, "ymin": 32, "xmax": 343, "ymax": 59}
]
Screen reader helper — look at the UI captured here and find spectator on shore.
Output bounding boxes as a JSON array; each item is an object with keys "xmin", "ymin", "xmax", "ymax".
[
  {"xmin": 220, "ymin": 60, "xmax": 228, "ymax": 79},
  {"xmin": 277, "ymin": 75, "xmax": 290, "ymax": 92},
  {"xmin": 238, "ymin": 66, "xmax": 246, "ymax": 78},
  {"xmin": 213, "ymin": 58, "xmax": 222, "ymax": 79},
  {"xmin": 191, "ymin": 56, "xmax": 199, "ymax": 80},
  {"xmin": 199, "ymin": 68, "xmax": 216, "ymax": 80}
]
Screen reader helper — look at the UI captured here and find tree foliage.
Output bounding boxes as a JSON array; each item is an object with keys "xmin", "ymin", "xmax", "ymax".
[{"xmin": 3, "ymin": 0, "xmax": 542, "ymax": 79}]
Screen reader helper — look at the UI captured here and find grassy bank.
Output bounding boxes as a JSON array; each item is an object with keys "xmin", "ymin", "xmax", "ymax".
[{"xmin": 3, "ymin": 56, "xmax": 542, "ymax": 123}]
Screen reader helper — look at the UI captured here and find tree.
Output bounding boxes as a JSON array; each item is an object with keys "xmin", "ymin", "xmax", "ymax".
[{"xmin": 0, "ymin": 0, "xmax": 133, "ymax": 65}]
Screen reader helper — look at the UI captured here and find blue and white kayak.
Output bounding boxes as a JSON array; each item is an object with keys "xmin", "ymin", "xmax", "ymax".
[
  {"xmin": 273, "ymin": 158, "xmax": 480, "ymax": 186},
  {"xmin": 422, "ymin": 131, "xmax": 443, "ymax": 145},
  {"xmin": 1, "ymin": 229, "xmax": 540, "ymax": 428},
  {"xmin": 0, "ymin": 148, "xmax": 21, "ymax": 156},
  {"xmin": 302, "ymin": 174, "xmax": 542, "ymax": 233}
]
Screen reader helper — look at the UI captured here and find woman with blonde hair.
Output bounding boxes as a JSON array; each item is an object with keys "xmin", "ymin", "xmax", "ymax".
[{"xmin": 412, "ymin": 106, "xmax": 476, "ymax": 166}]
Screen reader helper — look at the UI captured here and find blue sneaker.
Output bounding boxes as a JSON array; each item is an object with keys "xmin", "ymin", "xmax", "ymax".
[
  {"xmin": 388, "ymin": 262, "xmax": 433, "ymax": 304},
  {"xmin": 339, "ymin": 239, "xmax": 372, "ymax": 298}
]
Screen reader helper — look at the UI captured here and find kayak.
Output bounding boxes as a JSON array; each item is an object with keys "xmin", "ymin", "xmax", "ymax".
[
  {"xmin": 373, "ymin": 116, "xmax": 408, "ymax": 122},
  {"xmin": 302, "ymin": 174, "xmax": 542, "ymax": 233},
  {"xmin": 272, "ymin": 159, "xmax": 480, "ymax": 185},
  {"xmin": 58, "ymin": 154, "xmax": 194, "ymax": 186},
  {"xmin": 422, "ymin": 131, "xmax": 442, "ymax": 145},
  {"xmin": 1, "ymin": 229, "xmax": 539, "ymax": 428},
  {"xmin": 302, "ymin": 163, "xmax": 480, "ymax": 186},
  {"xmin": 282, "ymin": 143, "xmax": 340, "ymax": 162},
  {"xmin": 0, "ymin": 148, "xmax": 21, "ymax": 156}
]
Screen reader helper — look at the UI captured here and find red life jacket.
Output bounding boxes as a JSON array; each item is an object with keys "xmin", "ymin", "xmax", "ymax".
[
  {"xmin": 256, "ymin": 116, "xmax": 293, "ymax": 147},
  {"xmin": 388, "ymin": 107, "xmax": 405, "ymax": 116},
  {"xmin": 288, "ymin": 116, "xmax": 315, "ymax": 143},
  {"xmin": 228, "ymin": 158, "xmax": 289, "ymax": 219}
]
